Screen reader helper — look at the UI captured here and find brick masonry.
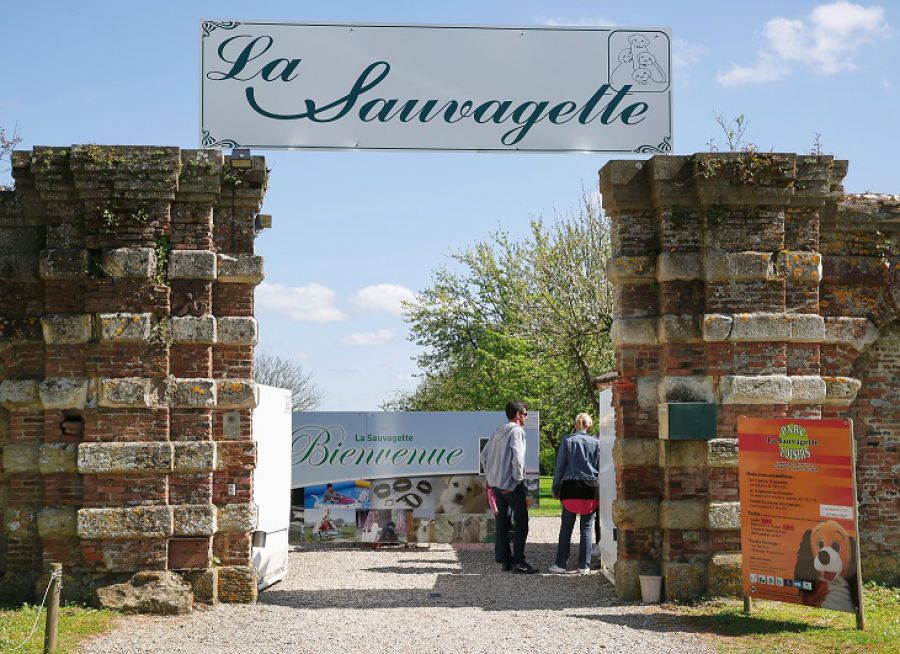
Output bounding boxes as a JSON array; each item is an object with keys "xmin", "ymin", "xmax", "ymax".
[
  {"xmin": 601, "ymin": 153, "xmax": 899, "ymax": 600},
  {"xmin": 0, "ymin": 146, "xmax": 267, "ymax": 606}
]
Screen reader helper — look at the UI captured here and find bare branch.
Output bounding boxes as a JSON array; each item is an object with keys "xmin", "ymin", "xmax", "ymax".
[{"xmin": 253, "ymin": 352, "xmax": 323, "ymax": 411}]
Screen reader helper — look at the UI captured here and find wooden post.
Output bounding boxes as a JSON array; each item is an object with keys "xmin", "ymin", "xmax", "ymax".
[
  {"xmin": 43, "ymin": 563, "xmax": 61, "ymax": 654},
  {"xmin": 850, "ymin": 425, "xmax": 866, "ymax": 631},
  {"xmin": 743, "ymin": 595, "xmax": 751, "ymax": 615}
]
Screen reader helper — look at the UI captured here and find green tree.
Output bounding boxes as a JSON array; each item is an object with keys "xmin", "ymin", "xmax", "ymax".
[{"xmin": 387, "ymin": 190, "xmax": 615, "ymax": 472}]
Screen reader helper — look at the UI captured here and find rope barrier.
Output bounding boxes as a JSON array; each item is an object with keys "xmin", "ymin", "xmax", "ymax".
[{"xmin": 2, "ymin": 568, "xmax": 63, "ymax": 653}]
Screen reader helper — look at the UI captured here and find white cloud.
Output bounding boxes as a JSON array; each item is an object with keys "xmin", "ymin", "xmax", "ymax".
[
  {"xmin": 538, "ymin": 16, "xmax": 616, "ymax": 27},
  {"xmin": 256, "ymin": 282, "xmax": 347, "ymax": 322},
  {"xmin": 882, "ymin": 78, "xmax": 895, "ymax": 90},
  {"xmin": 352, "ymin": 284, "xmax": 416, "ymax": 315},
  {"xmin": 717, "ymin": 2, "xmax": 890, "ymax": 86},
  {"xmin": 672, "ymin": 38, "xmax": 709, "ymax": 69},
  {"xmin": 338, "ymin": 329, "xmax": 395, "ymax": 347}
]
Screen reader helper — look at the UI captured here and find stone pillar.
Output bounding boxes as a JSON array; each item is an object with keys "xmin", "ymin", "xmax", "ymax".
[
  {"xmin": 600, "ymin": 153, "xmax": 876, "ymax": 600},
  {"xmin": 0, "ymin": 146, "xmax": 266, "ymax": 607}
]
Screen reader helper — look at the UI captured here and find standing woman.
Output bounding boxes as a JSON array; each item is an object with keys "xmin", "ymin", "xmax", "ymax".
[{"xmin": 548, "ymin": 413, "xmax": 601, "ymax": 574}]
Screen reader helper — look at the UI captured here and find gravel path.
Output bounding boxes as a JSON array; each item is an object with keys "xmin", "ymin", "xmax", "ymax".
[{"xmin": 81, "ymin": 517, "xmax": 714, "ymax": 654}]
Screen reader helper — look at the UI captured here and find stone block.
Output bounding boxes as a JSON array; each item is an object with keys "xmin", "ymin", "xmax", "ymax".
[
  {"xmin": 99, "ymin": 377, "xmax": 158, "ymax": 407},
  {"xmin": 660, "ymin": 500, "xmax": 706, "ymax": 529},
  {"xmin": 658, "ymin": 376, "xmax": 715, "ymax": 403},
  {"xmin": 614, "ymin": 559, "xmax": 642, "ymax": 601},
  {"xmin": 720, "ymin": 375, "xmax": 791, "ymax": 404},
  {"xmin": 0, "ymin": 253, "xmax": 38, "ymax": 280},
  {"xmin": 657, "ymin": 315, "xmax": 702, "ymax": 343},
  {"xmin": 702, "ymin": 314, "xmax": 733, "ymax": 342},
  {"xmin": 103, "ymin": 247, "xmax": 156, "ymax": 279},
  {"xmin": 607, "ymin": 255, "xmax": 656, "ymax": 283},
  {"xmin": 729, "ymin": 313, "xmax": 791, "ymax": 342},
  {"xmin": 184, "ymin": 568, "xmax": 218, "ymax": 605},
  {"xmin": 5, "ymin": 507, "xmax": 38, "ymax": 537},
  {"xmin": 2, "ymin": 443, "xmax": 40, "ymax": 474},
  {"xmin": 216, "ymin": 317, "xmax": 258, "ymax": 345},
  {"xmin": 169, "ymin": 316, "xmax": 216, "ymax": 344},
  {"xmin": 612, "ymin": 499, "xmax": 659, "ymax": 529},
  {"xmin": 659, "ymin": 441, "xmax": 708, "ymax": 468},
  {"xmin": 168, "ymin": 250, "xmax": 217, "ymax": 280},
  {"xmin": 39, "ymin": 377, "xmax": 89, "ymax": 409},
  {"xmin": 170, "ymin": 379, "xmax": 217, "ymax": 408},
  {"xmin": 41, "ymin": 314, "xmax": 92, "ymax": 344},
  {"xmin": 77, "ymin": 506, "xmax": 173, "ymax": 539},
  {"xmin": 789, "ymin": 376, "xmax": 827, "ymax": 404},
  {"xmin": 656, "ymin": 253, "xmax": 703, "ymax": 281},
  {"xmin": 613, "ymin": 439, "xmax": 658, "ymax": 467},
  {"xmin": 705, "ymin": 251, "xmax": 773, "ymax": 282},
  {"xmin": 173, "ymin": 441, "xmax": 217, "ymax": 473},
  {"xmin": 637, "ymin": 378, "xmax": 659, "ymax": 409},
  {"xmin": 707, "ymin": 554, "xmax": 742, "ymax": 597},
  {"xmin": 216, "ymin": 380, "xmax": 257, "ymax": 408},
  {"xmin": 217, "ymin": 503, "xmax": 258, "ymax": 533},
  {"xmin": 611, "ymin": 318, "xmax": 658, "ymax": 346},
  {"xmin": 217, "ymin": 254, "xmax": 264, "ymax": 283},
  {"xmin": 707, "ymin": 502, "xmax": 741, "ymax": 530},
  {"xmin": 789, "ymin": 314, "xmax": 825, "ymax": 342},
  {"xmin": 0, "ymin": 380, "xmax": 41, "ymax": 409},
  {"xmin": 822, "ymin": 376, "xmax": 863, "ymax": 406},
  {"xmin": 823, "ymin": 317, "xmax": 880, "ymax": 351},
  {"xmin": 217, "ymin": 565, "xmax": 258, "ymax": 603},
  {"xmin": 37, "ymin": 508, "xmax": 78, "ymax": 538},
  {"xmin": 663, "ymin": 562, "xmax": 706, "ymax": 603},
  {"xmin": 78, "ymin": 442, "xmax": 173, "ymax": 474},
  {"xmin": 96, "ymin": 571, "xmax": 193, "ymax": 615},
  {"xmin": 173, "ymin": 504, "xmax": 217, "ymax": 536},
  {"xmin": 777, "ymin": 251, "xmax": 822, "ymax": 283},
  {"xmin": 38, "ymin": 443, "xmax": 78, "ymax": 474},
  {"xmin": 39, "ymin": 248, "xmax": 87, "ymax": 280},
  {"xmin": 707, "ymin": 439, "xmax": 739, "ymax": 468},
  {"xmin": 98, "ymin": 313, "xmax": 153, "ymax": 343}
]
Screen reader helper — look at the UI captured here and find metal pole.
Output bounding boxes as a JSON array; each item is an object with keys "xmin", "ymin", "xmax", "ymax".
[{"xmin": 43, "ymin": 563, "xmax": 61, "ymax": 654}]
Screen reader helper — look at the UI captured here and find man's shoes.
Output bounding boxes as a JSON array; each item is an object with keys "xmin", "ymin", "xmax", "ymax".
[
  {"xmin": 502, "ymin": 561, "xmax": 512, "ymax": 572},
  {"xmin": 547, "ymin": 564, "xmax": 568, "ymax": 574},
  {"xmin": 512, "ymin": 562, "xmax": 539, "ymax": 574},
  {"xmin": 578, "ymin": 567, "xmax": 593, "ymax": 575}
]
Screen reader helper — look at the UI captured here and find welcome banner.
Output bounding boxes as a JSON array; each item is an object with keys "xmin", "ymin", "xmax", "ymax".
[
  {"xmin": 291, "ymin": 411, "xmax": 540, "ymax": 488},
  {"xmin": 738, "ymin": 417, "xmax": 863, "ymax": 616},
  {"xmin": 201, "ymin": 21, "xmax": 672, "ymax": 153}
]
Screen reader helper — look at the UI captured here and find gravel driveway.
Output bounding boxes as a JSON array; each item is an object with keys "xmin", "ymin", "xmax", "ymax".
[{"xmin": 81, "ymin": 517, "xmax": 713, "ymax": 654}]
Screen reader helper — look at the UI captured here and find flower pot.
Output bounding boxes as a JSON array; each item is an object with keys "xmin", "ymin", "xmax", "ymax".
[{"xmin": 639, "ymin": 574, "xmax": 662, "ymax": 604}]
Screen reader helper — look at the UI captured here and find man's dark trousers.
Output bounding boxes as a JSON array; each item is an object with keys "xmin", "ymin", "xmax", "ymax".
[{"xmin": 493, "ymin": 483, "xmax": 528, "ymax": 566}]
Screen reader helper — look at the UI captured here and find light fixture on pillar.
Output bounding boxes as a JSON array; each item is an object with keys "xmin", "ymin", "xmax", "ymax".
[
  {"xmin": 230, "ymin": 148, "xmax": 253, "ymax": 169},
  {"xmin": 254, "ymin": 213, "xmax": 273, "ymax": 233}
]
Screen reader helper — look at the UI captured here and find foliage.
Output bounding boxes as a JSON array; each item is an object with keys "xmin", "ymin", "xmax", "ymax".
[
  {"xmin": 0, "ymin": 603, "xmax": 116, "ymax": 653},
  {"xmin": 529, "ymin": 475, "xmax": 562, "ymax": 517},
  {"xmin": 387, "ymin": 189, "xmax": 615, "ymax": 471},
  {"xmin": 0, "ymin": 125, "xmax": 21, "ymax": 190},
  {"xmin": 707, "ymin": 111, "xmax": 756, "ymax": 152},
  {"xmin": 254, "ymin": 352, "xmax": 323, "ymax": 411},
  {"xmin": 669, "ymin": 583, "xmax": 900, "ymax": 653}
]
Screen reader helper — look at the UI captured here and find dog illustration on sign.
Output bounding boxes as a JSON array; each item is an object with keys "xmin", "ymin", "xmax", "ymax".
[
  {"xmin": 610, "ymin": 31, "xmax": 669, "ymax": 91},
  {"xmin": 435, "ymin": 475, "xmax": 487, "ymax": 514},
  {"xmin": 793, "ymin": 520, "xmax": 859, "ymax": 612}
]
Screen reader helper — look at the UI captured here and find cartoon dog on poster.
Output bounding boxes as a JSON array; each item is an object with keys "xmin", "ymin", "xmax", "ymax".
[{"xmin": 793, "ymin": 520, "xmax": 859, "ymax": 612}]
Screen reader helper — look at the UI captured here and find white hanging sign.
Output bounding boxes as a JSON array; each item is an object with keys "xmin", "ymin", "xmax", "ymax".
[{"xmin": 201, "ymin": 21, "xmax": 672, "ymax": 153}]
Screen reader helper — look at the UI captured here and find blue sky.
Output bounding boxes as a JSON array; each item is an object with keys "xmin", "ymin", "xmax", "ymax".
[{"xmin": 3, "ymin": 1, "xmax": 897, "ymax": 409}]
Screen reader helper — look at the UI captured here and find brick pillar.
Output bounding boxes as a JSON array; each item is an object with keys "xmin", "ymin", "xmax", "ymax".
[
  {"xmin": 600, "ymin": 153, "xmax": 871, "ymax": 601},
  {"xmin": 0, "ymin": 146, "xmax": 266, "ymax": 607}
]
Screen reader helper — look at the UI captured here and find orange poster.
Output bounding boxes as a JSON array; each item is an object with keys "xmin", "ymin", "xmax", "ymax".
[{"xmin": 738, "ymin": 417, "xmax": 861, "ymax": 613}]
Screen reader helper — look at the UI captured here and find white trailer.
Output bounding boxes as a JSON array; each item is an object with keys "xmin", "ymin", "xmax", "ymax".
[{"xmin": 251, "ymin": 385, "xmax": 293, "ymax": 590}]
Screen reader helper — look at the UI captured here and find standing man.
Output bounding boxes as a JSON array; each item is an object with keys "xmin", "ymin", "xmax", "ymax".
[{"xmin": 480, "ymin": 400, "xmax": 538, "ymax": 574}]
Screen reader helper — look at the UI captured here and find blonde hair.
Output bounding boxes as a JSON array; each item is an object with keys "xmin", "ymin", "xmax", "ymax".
[{"xmin": 575, "ymin": 413, "xmax": 593, "ymax": 431}]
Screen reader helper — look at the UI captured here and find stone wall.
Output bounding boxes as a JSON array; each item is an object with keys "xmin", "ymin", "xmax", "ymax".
[
  {"xmin": 0, "ymin": 146, "xmax": 266, "ymax": 606},
  {"xmin": 600, "ymin": 153, "xmax": 898, "ymax": 600}
]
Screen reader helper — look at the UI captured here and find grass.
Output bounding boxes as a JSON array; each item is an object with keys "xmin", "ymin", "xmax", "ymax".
[
  {"xmin": 530, "ymin": 475, "xmax": 562, "ymax": 517},
  {"xmin": 0, "ymin": 603, "xmax": 117, "ymax": 653},
  {"xmin": 666, "ymin": 582, "xmax": 900, "ymax": 654}
]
